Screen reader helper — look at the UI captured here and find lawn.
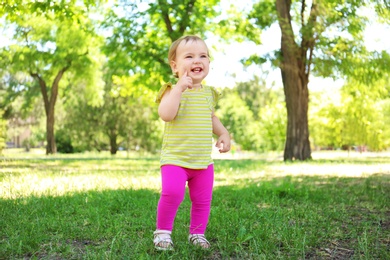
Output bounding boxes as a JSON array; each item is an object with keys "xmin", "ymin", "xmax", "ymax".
[{"xmin": 1, "ymin": 150, "xmax": 389, "ymax": 259}]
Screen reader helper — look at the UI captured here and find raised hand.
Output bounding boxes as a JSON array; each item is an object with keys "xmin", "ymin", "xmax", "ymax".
[{"xmin": 176, "ymin": 71, "xmax": 193, "ymax": 92}]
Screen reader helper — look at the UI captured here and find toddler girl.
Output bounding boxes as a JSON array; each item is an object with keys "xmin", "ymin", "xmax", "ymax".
[{"xmin": 153, "ymin": 35, "xmax": 230, "ymax": 250}]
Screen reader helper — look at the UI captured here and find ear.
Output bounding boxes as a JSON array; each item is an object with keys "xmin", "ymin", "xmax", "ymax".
[{"xmin": 170, "ymin": 60, "xmax": 177, "ymax": 74}]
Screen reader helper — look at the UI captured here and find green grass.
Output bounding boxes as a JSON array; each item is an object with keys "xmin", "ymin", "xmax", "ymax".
[{"xmin": 1, "ymin": 151, "xmax": 389, "ymax": 259}]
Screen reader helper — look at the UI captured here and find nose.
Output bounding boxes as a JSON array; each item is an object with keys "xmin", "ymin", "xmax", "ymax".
[{"xmin": 193, "ymin": 57, "xmax": 201, "ymax": 64}]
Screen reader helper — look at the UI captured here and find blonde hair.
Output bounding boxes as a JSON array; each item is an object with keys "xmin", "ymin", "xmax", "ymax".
[{"xmin": 168, "ymin": 35, "xmax": 210, "ymax": 78}]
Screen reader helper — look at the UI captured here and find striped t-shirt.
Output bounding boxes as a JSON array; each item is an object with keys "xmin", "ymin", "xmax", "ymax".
[{"xmin": 155, "ymin": 83, "xmax": 220, "ymax": 169}]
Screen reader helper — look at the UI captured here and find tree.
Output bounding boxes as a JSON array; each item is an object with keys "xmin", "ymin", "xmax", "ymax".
[
  {"xmin": 235, "ymin": 75, "xmax": 278, "ymax": 121},
  {"xmin": 103, "ymin": 0, "xmax": 221, "ymax": 90},
  {"xmin": 1, "ymin": 1, "xmax": 103, "ymax": 154},
  {"xmin": 309, "ymin": 74, "xmax": 390, "ymax": 151},
  {"xmin": 340, "ymin": 78, "xmax": 390, "ymax": 151},
  {"xmin": 256, "ymin": 92, "xmax": 286, "ymax": 151},
  {"xmin": 216, "ymin": 92, "xmax": 257, "ymax": 150},
  {"xmin": 217, "ymin": 77, "xmax": 286, "ymax": 152},
  {"xmin": 274, "ymin": 0, "xmax": 312, "ymax": 160},
  {"xmin": 241, "ymin": 0, "xmax": 390, "ymax": 160},
  {"xmin": 309, "ymin": 91, "xmax": 344, "ymax": 150},
  {"xmin": 97, "ymin": 0, "xmax": 221, "ymax": 153},
  {"xmin": 0, "ymin": 109, "xmax": 6, "ymax": 154}
]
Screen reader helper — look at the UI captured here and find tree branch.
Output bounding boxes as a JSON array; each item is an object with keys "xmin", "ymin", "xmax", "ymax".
[
  {"xmin": 178, "ymin": 0, "xmax": 196, "ymax": 35},
  {"xmin": 276, "ymin": 0, "xmax": 297, "ymax": 63},
  {"xmin": 49, "ymin": 62, "xmax": 71, "ymax": 112},
  {"xmin": 301, "ymin": 0, "xmax": 305, "ymax": 29},
  {"xmin": 158, "ymin": 0, "xmax": 174, "ymax": 36},
  {"xmin": 301, "ymin": 3, "xmax": 318, "ymax": 77},
  {"xmin": 30, "ymin": 72, "xmax": 49, "ymax": 115}
]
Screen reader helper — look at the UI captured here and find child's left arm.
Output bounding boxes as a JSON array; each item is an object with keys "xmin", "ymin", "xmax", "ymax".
[{"xmin": 212, "ymin": 112, "xmax": 231, "ymax": 153}]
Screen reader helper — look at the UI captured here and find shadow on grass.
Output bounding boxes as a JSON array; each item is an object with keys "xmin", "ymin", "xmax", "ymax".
[
  {"xmin": 1, "ymin": 173, "xmax": 389, "ymax": 259},
  {"xmin": 211, "ymin": 174, "xmax": 389, "ymax": 259},
  {"xmin": 310, "ymin": 158, "xmax": 390, "ymax": 164},
  {"xmin": 0, "ymin": 158, "xmax": 161, "ymax": 182},
  {"xmin": 1, "ymin": 157, "xmax": 160, "ymax": 169}
]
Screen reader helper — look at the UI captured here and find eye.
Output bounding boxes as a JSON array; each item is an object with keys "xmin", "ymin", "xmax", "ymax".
[
  {"xmin": 185, "ymin": 55, "xmax": 193, "ymax": 58},
  {"xmin": 201, "ymin": 55, "xmax": 208, "ymax": 58}
]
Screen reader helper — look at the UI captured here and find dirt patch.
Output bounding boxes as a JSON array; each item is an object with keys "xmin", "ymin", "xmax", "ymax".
[
  {"xmin": 22, "ymin": 239, "xmax": 100, "ymax": 260},
  {"xmin": 306, "ymin": 240, "xmax": 355, "ymax": 259}
]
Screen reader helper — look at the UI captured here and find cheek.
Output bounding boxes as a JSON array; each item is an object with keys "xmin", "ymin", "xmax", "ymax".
[{"xmin": 178, "ymin": 61, "xmax": 190, "ymax": 69}]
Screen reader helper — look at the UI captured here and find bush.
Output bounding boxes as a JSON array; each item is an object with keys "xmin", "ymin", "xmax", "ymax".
[{"xmin": 55, "ymin": 129, "xmax": 74, "ymax": 153}]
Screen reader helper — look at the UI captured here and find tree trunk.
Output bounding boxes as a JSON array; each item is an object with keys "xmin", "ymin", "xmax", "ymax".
[
  {"xmin": 109, "ymin": 133, "xmax": 118, "ymax": 155},
  {"xmin": 46, "ymin": 109, "xmax": 57, "ymax": 154},
  {"xmin": 282, "ymin": 73, "xmax": 311, "ymax": 160},
  {"xmin": 32, "ymin": 66, "xmax": 69, "ymax": 155},
  {"xmin": 276, "ymin": 0, "xmax": 312, "ymax": 161}
]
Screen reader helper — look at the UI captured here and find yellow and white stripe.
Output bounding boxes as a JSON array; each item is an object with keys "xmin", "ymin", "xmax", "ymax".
[{"xmin": 156, "ymin": 83, "xmax": 219, "ymax": 169}]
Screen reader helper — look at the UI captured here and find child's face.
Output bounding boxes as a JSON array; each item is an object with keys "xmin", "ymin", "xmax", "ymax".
[{"xmin": 170, "ymin": 39, "xmax": 210, "ymax": 85}]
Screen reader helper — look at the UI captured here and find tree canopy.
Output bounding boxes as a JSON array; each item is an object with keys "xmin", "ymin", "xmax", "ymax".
[{"xmin": 1, "ymin": 0, "xmax": 389, "ymax": 156}]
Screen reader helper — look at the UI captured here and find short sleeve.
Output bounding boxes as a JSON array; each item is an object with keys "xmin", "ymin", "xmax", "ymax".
[
  {"xmin": 155, "ymin": 83, "xmax": 173, "ymax": 103},
  {"xmin": 210, "ymin": 86, "xmax": 221, "ymax": 108}
]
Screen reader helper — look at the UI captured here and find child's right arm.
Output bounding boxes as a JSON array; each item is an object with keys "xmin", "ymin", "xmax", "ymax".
[
  {"xmin": 158, "ymin": 87, "xmax": 183, "ymax": 122},
  {"xmin": 158, "ymin": 71, "xmax": 192, "ymax": 122}
]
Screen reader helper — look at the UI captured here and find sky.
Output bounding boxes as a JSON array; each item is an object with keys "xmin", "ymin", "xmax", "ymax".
[{"xmin": 204, "ymin": 1, "xmax": 390, "ymax": 91}]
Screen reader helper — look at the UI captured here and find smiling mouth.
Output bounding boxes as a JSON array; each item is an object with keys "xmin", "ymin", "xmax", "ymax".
[{"xmin": 191, "ymin": 67, "xmax": 203, "ymax": 73}]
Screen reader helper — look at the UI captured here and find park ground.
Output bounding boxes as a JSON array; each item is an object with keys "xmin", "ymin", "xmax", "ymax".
[{"xmin": 1, "ymin": 149, "xmax": 389, "ymax": 259}]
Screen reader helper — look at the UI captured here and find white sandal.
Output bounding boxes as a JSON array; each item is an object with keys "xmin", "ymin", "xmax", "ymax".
[
  {"xmin": 188, "ymin": 234, "xmax": 210, "ymax": 249},
  {"xmin": 153, "ymin": 230, "xmax": 174, "ymax": 251}
]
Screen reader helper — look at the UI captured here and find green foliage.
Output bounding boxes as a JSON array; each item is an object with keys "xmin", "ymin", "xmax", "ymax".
[
  {"xmin": 235, "ymin": 76, "xmax": 282, "ymax": 120},
  {"xmin": 249, "ymin": 0, "xmax": 277, "ymax": 29},
  {"xmin": 216, "ymin": 3, "xmax": 262, "ymax": 44},
  {"xmin": 374, "ymin": 1, "xmax": 390, "ymax": 22},
  {"xmin": 304, "ymin": 1, "xmax": 390, "ymax": 84},
  {"xmin": 256, "ymin": 101, "xmax": 286, "ymax": 151},
  {"xmin": 94, "ymin": 0, "xmax": 226, "ymax": 153},
  {"xmin": 240, "ymin": 0, "xmax": 390, "ymax": 159},
  {"xmin": 216, "ymin": 92, "xmax": 257, "ymax": 150},
  {"xmin": 339, "ymin": 79, "xmax": 390, "ymax": 150},
  {"xmin": 1, "ymin": 0, "xmax": 101, "ymax": 21},
  {"xmin": 89, "ymin": 0, "xmax": 224, "ymax": 153},
  {"xmin": 55, "ymin": 128, "xmax": 74, "ymax": 154},
  {"xmin": 310, "ymin": 93, "xmax": 342, "ymax": 149},
  {"xmin": 216, "ymin": 77, "xmax": 287, "ymax": 151},
  {"xmin": 62, "ymin": 75, "xmax": 162, "ymax": 154},
  {"xmin": 310, "ymin": 76, "xmax": 390, "ymax": 151},
  {"xmin": 216, "ymin": 77, "xmax": 286, "ymax": 152},
  {"xmin": 1, "ymin": 0, "xmax": 390, "ymax": 155},
  {"xmin": 102, "ymin": 0, "xmax": 226, "ymax": 91},
  {"xmin": 1, "ymin": 0, "xmax": 105, "ymax": 154}
]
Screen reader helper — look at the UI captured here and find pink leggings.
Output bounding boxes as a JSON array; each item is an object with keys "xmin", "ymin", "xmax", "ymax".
[{"xmin": 156, "ymin": 164, "xmax": 214, "ymax": 234}]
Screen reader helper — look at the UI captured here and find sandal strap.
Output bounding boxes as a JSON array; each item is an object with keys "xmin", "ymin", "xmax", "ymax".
[
  {"xmin": 154, "ymin": 230, "xmax": 173, "ymax": 250},
  {"xmin": 189, "ymin": 234, "xmax": 210, "ymax": 247},
  {"xmin": 153, "ymin": 230, "xmax": 171, "ymax": 236}
]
